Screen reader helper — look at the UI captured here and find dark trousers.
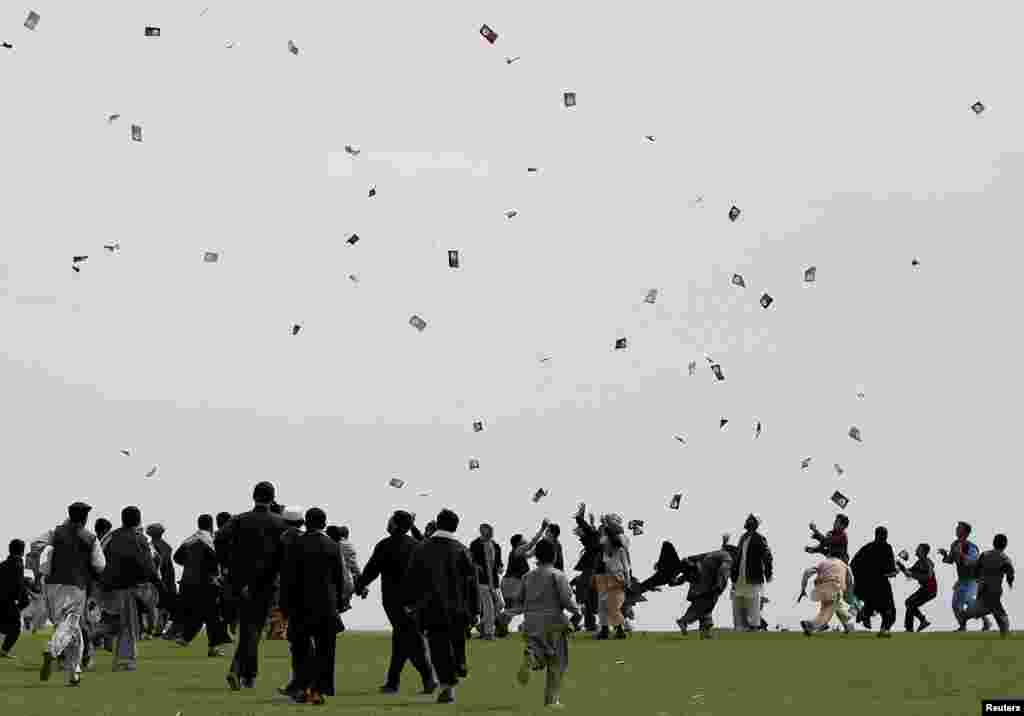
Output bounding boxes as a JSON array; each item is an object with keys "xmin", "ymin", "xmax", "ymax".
[
  {"xmin": 904, "ymin": 588, "xmax": 936, "ymax": 631},
  {"xmin": 573, "ymin": 572, "xmax": 598, "ymax": 629},
  {"xmin": 181, "ymin": 584, "xmax": 230, "ymax": 647},
  {"xmin": 424, "ymin": 625, "xmax": 466, "ymax": 688},
  {"xmin": 0, "ymin": 608, "xmax": 20, "ymax": 652},
  {"xmin": 229, "ymin": 585, "xmax": 273, "ymax": 680},
  {"xmin": 859, "ymin": 584, "xmax": 897, "ymax": 631},
  {"xmin": 384, "ymin": 605, "xmax": 434, "ymax": 689},
  {"xmin": 681, "ymin": 593, "xmax": 721, "ymax": 630},
  {"xmin": 289, "ymin": 618, "xmax": 337, "ymax": 696}
]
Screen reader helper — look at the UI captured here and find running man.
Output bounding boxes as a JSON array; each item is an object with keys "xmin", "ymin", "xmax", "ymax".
[{"xmin": 937, "ymin": 522, "xmax": 992, "ymax": 631}]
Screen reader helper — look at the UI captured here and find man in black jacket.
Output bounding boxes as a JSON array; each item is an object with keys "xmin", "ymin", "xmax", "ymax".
[
  {"xmin": 215, "ymin": 482, "xmax": 287, "ymax": 691},
  {"xmin": 101, "ymin": 506, "xmax": 160, "ymax": 672},
  {"xmin": 174, "ymin": 514, "xmax": 229, "ymax": 656},
  {"xmin": 730, "ymin": 515, "xmax": 773, "ymax": 632},
  {"xmin": 213, "ymin": 512, "xmax": 235, "ymax": 634},
  {"xmin": 404, "ymin": 508, "xmax": 479, "ymax": 705},
  {"xmin": 570, "ymin": 505, "xmax": 603, "ymax": 632},
  {"xmin": 279, "ymin": 507, "xmax": 352, "ymax": 705},
  {"xmin": 468, "ymin": 523, "xmax": 504, "ymax": 640},
  {"xmin": 356, "ymin": 510, "xmax": 437, "ymax": 695},
  {"xmin": 0, "ymin": 539, "xmax": 31, "ymax": 658}
]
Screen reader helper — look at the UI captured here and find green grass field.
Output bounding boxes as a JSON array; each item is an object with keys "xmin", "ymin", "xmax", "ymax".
[{"xmin": 1, "ymin": 630, "xmax": 1020, "ymax": 715}]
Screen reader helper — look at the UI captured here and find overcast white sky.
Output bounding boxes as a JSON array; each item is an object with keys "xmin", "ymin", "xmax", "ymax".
[{"xmin": 2, "ymin": 1, "xmax": 1023, "ymax": 630}]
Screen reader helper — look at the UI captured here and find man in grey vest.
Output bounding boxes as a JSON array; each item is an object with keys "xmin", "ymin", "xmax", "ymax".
[{"xmin": 39, "ymin": 502, "xmax": 106, "ymax": 686}]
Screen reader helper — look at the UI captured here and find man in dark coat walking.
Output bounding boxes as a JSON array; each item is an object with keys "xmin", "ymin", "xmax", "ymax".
[
  {"xmin": 851, "ymin": 526, "xmax": 899, "ymax": 637},
  {"xmin": 145, "ymin": 524, "xmax": 176, "ymax": 637},
  {"xmin": 0, "ymin": 539, "xmax": 31, "ymax": 658},
  {"xmin": 730, "ymin": 515, "xmax": 773, "ymax": 631},
  {"xmin": 215, "ymin": 482, "xmax": 287, "ymax": 690},
  {"xmin": 279, "ymin": 507, "xmax": 352, "ymax": 705},
  {"xmin": 404, "ymin": 508, "xmax": 479, "ymax": 705},
  {"xmin": 355, "ymin": 510, "xmax": 436, "ymax": 695}
]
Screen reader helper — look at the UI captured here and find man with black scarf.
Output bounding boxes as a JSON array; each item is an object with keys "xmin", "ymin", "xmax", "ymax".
[
  {"xmin": 851, "ymin": 526, "xmax": 899, "ymax": 637},
  {"xmin": 355, "ymin": 510, "xmax": 437, "ymax": 696}
]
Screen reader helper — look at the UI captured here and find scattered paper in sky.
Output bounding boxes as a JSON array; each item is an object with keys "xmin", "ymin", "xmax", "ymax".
[
  {"xmin": 145, "ymin": 465, "xmax": 158, "ymax": 478},
  {"xmin": 732, "ymin": 274, "xmax": 746, "ymax": 288},
  {"xmin": 532, "ymin": 488, "xmax": 547, "ymax": 503},
  {"xmin": 120, "ymin": 449, "xmax": 131, "ymax": 457},
  {"xmin": 504, "ymin": 209, "xmax": 518, "ymax": 219},
  {"xmin": 144, "ymin": 26, "xmax": 160, "ymax": 37},
  {"xmin": 448, "ymin": 250, "xmax": 460, "ymax": 269},
  {"xmin": 834, "ymin": 463, "xmax": 844, "ymax": 477},
  {"xmin": 389, "ymin": 477, "xmax": 404, "ymax": 489},
  {"xmin": 711, "ymin": 364, "xmax": 724, "ymax": 381},
  {"xmin": 131, "ymin": 124, "xmax": 143, "ymax": 142},
  {"xmin": 801, "ymin": 457, "xmax": 812, "ymax": 470},
  {"xmin": 971, "ymin": 101, "xmax": 985, "ymax": 115},
  {"xmin": 203, "ymin": 251, "xmax": 219, "ymax": 263},
  {"xmin": 644, "ymin": 289, "xmax": 658, "ymax": 304},
  {"xmin": 472, "ymin": 421, "xmax": 484, "ymax": 432},
  {"xmin": 848, "ymin": 426, "xmax": 862, "ymax": 442},
  {"xmin": 344, "ymin": 145, "xmax": 361, "ymax": 157},
  {"xmin": 480, "ymin": 24, "xmax": 498, "ymax": 44},
  {"xmin": 368, "ymin": 185, "xmax": 376, "ymax": 198},
  {"xmin": 804, "ymin": 266, "xmax": 817, "ymax": 282},
  {"xmin": 760, "ymin": 293, "xmax": 774, "ymax": 309},
  {"xmin": 687, "ymin": 361, "xmax": 697, "ymax": 376},
  {"xmin": 288, "ymin": 40, "xmax": 299, "ymax": 55},
  {"xmin": 563, "ymin": 92, "xmax": 576, "ymax": 108},
  {"xmin": 830, "ymin": 490, "xmax": 849, "ymax": 509},
  {"xmin": 668, "ymin": 493, "xmax": 683, "ymax": 510},
  {"xmin": 505, "ymin": 56, "xmax": 521, "ymax": 65},
  {"xmin": 614, "ymin": 337, "xmax": 627, "ymax": 350},
  {"xmin": 409, "ymin": 315, "xmax": 427, "ymax": 332},
  {"xmin": 468, "ymin": 458, "xmax": 480, "ymax": 470},
  {"xmin": 719, "ymin": 418, "xmax": 728, "ymax": 430},
  {"xmin": 754, "ymin": 421, "xmax": 762, "ymax": 439},
  {"xmin": 644, "ymin": 135, "xmax": 656, "ymax": 142},
  {"xmin": 728, "ymin": 205, "xmax": 741, "ymax": 222},
  {"xmin": 103, "ymin": 243, "xmax": 120, "ymax": 253},
  {"xmin": 291, "ymin": 324, "xmax": 302, "ymax": 336},
  {"xmin": 24, "ymin": 11, "xmax": 40, "ymax": 31}
]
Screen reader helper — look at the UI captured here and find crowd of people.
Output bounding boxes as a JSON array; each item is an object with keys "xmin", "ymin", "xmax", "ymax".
[{"xmin": 0, "ymin": 483, "xmax": 1015, "ymax": 708}]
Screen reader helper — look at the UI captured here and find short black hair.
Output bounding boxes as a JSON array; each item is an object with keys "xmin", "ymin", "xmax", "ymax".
[
  {"xmin": 994, "ymin": 534, "xmax": 1008, "ymax": 550},
  {"xmin": 436, "ymin": 509, "xmax": 459, "ymax": 533},
  {"xmin": 836, "ymin": 514, "xmax": 850, "ymax": 528},
  {"xmin": 305, "ymin": 507, "xmax": 327, "ymax": 530},
  {"xmin": 198, "ymin": 514, "xmax": 214, "ymax": 531},
  {"xmin": 338, "ymin": 526, "xmax": 350, "ymax": 540},
  {"xmin": 121, "ymin": 505, "xmax": 142, "ymax": 528},
  {"xmin": 391, "ymin": 511, "xmax": 413, "ymax": 535},
  {"xmin": 957, "ymin": 521, "xmax": 972, "ymax": 536},
  {"xmin": 918, "ymin": 543, "xmax": 930, "ymax": 555},
  {"xmin": 216, "ymin": 512, "xmax": 232, "ymax": 528},
  {"xmin": 94, "ymin": 518, "xmax": 112, "ymax": 537},
  {"xmin": 252, "ymin": 481, "xmax": 275, "ymax": 505},
  {"xmin": 534, "ymin": 539, "xmax": 556, "ymax": 565},
  {"xmin": 325, "ymin": 526, "xmax": 342, "ymax": 542},
  {"xmin": 9, "ymin": 539, "xmax": 25, "ymax": 556},
  {"xmin": 510, "ymin": 534, "xmax": 524, "ymax": 548},
  {"xmin": 546, "ymin": 523, "xmax": 561, "ymax": 538},
  {"xmin": 68, "ymin": 504, "xmax": 91, "ymax": 524},
  {"xmin": 875, "ymin": 526, "xmax": 888, "ymax": 541}
]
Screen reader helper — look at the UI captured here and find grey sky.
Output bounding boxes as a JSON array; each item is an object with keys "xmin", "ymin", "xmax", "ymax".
[{"xmin": 2, "ymin": 1, "xmax": 1022, "ymax": 630}]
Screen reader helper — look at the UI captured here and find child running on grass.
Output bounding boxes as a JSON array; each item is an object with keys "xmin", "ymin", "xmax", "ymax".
[
  {"xmin": 501, "ymin": 539, "xmax": 582, "ymax": 710},
  {"xmin": 798, "ymin": 543, "xmax": 855, "ymax": 636}
]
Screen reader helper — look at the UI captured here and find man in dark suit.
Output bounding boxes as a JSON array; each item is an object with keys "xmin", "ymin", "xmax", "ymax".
[
  {"xmin": 215, "ymin": 482, "xmax": 287, "ymax": 691},
  {"xmin": 730, "ymin": 515, "xmax": 773, "ymax": 632},
  {"xmin": 355, "ymin": 510, "xmax": 436, "ymax": 695},
  {"xmin": 279, "ymin": 507, "xmax": 352, "ymax": 705},
  {"xmin": 173, "ymin": 514, "xmax": 229, "ymax": 656},
  {"xmin": 0, "ymin": 539, "xmax": 31, "ymax": 658},
  {"xmin": 403, "ymin": 508, "xmax": 479, "ymax": 705}
]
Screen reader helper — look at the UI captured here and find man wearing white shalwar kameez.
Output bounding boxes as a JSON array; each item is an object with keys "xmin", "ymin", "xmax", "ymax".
[{"xmin": 36, "ymin": 502, "xmax": 106, "ymax": 686}]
